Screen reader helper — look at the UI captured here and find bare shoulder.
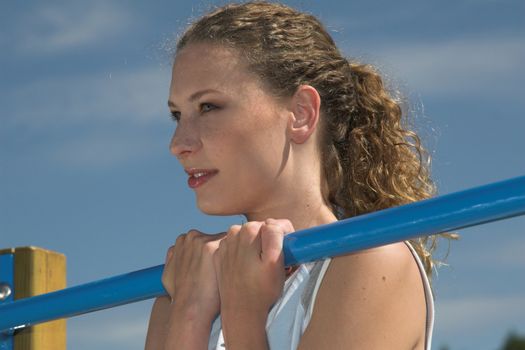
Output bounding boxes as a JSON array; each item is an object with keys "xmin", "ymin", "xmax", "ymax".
[{"xmin": 298, "ymin": 242, "xmax": 427, "ymax": 350}]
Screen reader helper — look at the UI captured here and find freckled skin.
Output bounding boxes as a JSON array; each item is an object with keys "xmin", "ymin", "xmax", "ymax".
[{"xmin": 169, "ymin": 43, "xmax": 293, "ymax": 217}]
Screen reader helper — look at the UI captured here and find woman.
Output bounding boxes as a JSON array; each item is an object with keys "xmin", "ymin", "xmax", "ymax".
[{"xmin": 146, "ymin": 2, "xmax": 445, "ymax": 349}]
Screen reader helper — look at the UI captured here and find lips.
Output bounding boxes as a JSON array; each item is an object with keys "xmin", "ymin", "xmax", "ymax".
[{"xmin": 185, "ymin": 168, "xmax": 219, "ymax": 189}]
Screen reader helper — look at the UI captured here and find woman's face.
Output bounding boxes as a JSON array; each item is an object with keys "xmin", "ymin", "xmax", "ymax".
[{"xmin": 168, "ymin": 43, "xmax": 292, "ymax": 217}]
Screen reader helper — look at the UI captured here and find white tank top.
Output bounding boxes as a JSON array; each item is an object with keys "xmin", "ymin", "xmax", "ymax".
[{"xmin": 208, "ymin": 242, "xmax": 434, "ymax": 349}]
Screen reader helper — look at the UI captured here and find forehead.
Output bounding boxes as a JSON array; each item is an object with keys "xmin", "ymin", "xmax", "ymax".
[{"xmin": 170, "ymin": 43, "xmax": 261, "ymax": 98}]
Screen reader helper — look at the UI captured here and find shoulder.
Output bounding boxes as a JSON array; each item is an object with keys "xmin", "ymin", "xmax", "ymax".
[{"xmin": 298, "ymin": 242, "xmax": 427, "ymax": 350}]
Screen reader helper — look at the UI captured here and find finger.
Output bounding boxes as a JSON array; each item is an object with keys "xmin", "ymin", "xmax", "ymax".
[
  {"xmin": 205, "ymin": 231, "xmax": 227, "ymax": 241},
  {"xmin": 265, "ymin": 218, "xmax": 295, "ymax": 234},
  {"xmin": 240, "ymin": 221, "xmax": 264, "ymax": 245},
  {"xmin": 212, "ymin": 247, "xmax": 221, "ymax": 272},
  {"xmin": 202, "ymin": 234, "xmax": 225, "ymax": 256},
  {"xmin": 172, "ymin": 233, "xmax": 187, "ymax": 258},
  {"xmin": 260, "ymin": 222, "xmax": 285, "ymax": 264},
  {"xmin": 223, "ymin": 224, "xmax": 242, "ymax": 252},
  {"xmin": 164, "ymin": 245, "xmax": 175, "ymax": 265},
  {"xmin": 233, "ymin": 222, "xmax": 264, "ymax": 259},
  {"xmin": 185, "ymin": 229, "xmax": 203, "ymax": 242},
  {"xmin": 226, "ymin": 225, "xmax": 242, "ymax": 238},
  {"xmin": 162, "ymin": 245, "xmax": 178, "ymax": 296}
]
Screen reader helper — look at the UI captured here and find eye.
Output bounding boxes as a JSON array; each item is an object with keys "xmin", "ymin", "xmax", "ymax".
[
  {"xmin": 200, "ymin": 103, "xmax": 218, "ymax": 113},
  {"xmin": 169, "ymin": 110, "xmax": 181, "ymax": 122}
]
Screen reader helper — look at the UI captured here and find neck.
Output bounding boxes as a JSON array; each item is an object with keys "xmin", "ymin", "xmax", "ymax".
[
  {"xmin": 244, "ymin": 193, "xmax": 337, "ymax": 232},
  {"xmin": 245, "ymin": 140, "xmax": 337, "ymax": 231}
]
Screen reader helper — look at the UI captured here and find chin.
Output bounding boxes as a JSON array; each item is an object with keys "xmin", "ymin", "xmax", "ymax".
[{"xmin": 196, "ymin": 198, "xmax": 241, "ymax": 216}]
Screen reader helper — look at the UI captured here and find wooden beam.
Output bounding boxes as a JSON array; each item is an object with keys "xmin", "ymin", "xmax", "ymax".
[{"xmin": 11, "ymin": 247, "xmax": 66, "ymax": 350}]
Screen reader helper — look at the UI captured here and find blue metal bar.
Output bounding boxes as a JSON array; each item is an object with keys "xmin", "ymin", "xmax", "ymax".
[
  {"xmin": 0, "ymin": 252, "xmax": 14, "ymax": 350},
  {"xmin": 0, "ymin": 175, "xmax": 524, "ymax": 333}
]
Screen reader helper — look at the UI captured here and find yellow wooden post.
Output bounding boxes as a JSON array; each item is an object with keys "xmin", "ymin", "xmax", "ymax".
[{"xmin": 0, "ymin": 247, "xmax": 67, "ymax": 350}]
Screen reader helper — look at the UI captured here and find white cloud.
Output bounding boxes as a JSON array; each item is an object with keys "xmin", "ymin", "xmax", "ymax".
[
  {"xmin": 72, "ymin": 319, "xmax": 148, "ymax": 342},
  {"xmin": 347, "ymin": 35, "xmax": 525, "ymax": 98},
  {"xmin": 433, "ymin": 295, "xmax": 525, "ymax": 350},
  {"xmin": 436, "ymin": 295, "xmax": 525, "ymax": 333},
  {"xmin": 2, "ymin": 64, "xmax": 173, "ymax": 168},
  {"xmin": 50, "ymin": 128, "xmax": 161, "ymax": 168},
  {"xmin": 16, "ymin": 2, "xmax": 132, "ymax": 54},
  {"xmin": 326, "ymin": 7, "xmax": 418, "ymax": 34},
  {"xmin": 444, "ymin": 222, "xmax": 525, "ymax": 269},
  {"xmin": 464, "ymin": 234, "xmax": 525, "ymax": 268},
  {"xmin": 68, "ymin": 313, "xmax": 150, "ymax": 348},
  {"xmin": 494, "ymin": 236, "xmax": 525, "ymax": 266},
  {"xmin": 4, "ymin": 66, "xmax": 171, "ymax": 128}
]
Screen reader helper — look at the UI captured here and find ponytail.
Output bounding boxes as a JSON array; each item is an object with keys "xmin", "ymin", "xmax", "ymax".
[{"xmin": 322, "ymin": 61, "xmax": 446, "ymax": 277}]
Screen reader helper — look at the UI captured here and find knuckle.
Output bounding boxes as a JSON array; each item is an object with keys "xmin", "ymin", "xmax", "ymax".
[
  {"xmin": 282, "ymin": 219, "xmax": 294, "ymax": 230},
  {"xmin": 202, "ymin": 241, "xmax": 218, "ymax": 254},
  {"xmin": 185, "ymin": 229, "xmax": 206, "ymax": 243},
  {"xmin": 213, "ymin": 231, "xmax": 227, "ymax": 240},
  {"xmin": 165, "ymin": 246, "xmax": 175, "ymax": 263},
  {"xmin": 186, "ymin": 229, "xmax": 200, "ymax": 239},
  {"xmin": 244, "ymin": 221, "xmax": 262, "ymax": 234},
  {"xmin": 218, "ymin": 238, "xmax": 228, "ymax": 249},
  {"xmin": 175, "ymin": 233, "xmax": 186, "ymax": 244},
  {"xmin": 228, "ymin": 225, "xmax": 241, "ymax": 234},
  {"xmin": 266, "ymin": 218, "xmax": 293, "ymax": 232}
]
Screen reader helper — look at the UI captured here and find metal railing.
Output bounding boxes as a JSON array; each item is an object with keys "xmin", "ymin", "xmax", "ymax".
[{"xmin": 1, "ymin": 175, "xmax": 524, "ymax": 334}]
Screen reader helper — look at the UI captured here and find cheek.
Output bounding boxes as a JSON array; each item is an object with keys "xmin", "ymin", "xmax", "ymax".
[
  {"xmin": 199, "ymin": 123, "xmax": 231, "ymax": 159},
  {"xmin": 200, "ymin": 103, "xmax": 288, "ymax": 178},
  {"xmin": 236, "ymin": 131, "xmax": 287, "ymax": 190}
]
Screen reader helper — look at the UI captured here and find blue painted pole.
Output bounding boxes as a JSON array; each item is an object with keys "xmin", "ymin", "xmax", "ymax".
[
  {"xmin": 0, "ymin": 175, "xmax": 524, "ymax": 333},
  {"xmin": 0, "ymin": 252, "xmax": 15, "ymax": 350}
]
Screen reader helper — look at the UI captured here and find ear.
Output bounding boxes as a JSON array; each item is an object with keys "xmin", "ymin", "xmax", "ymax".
[{"xmin": 288, "ymin": 85, "xmax": 321, "ymax": 144}]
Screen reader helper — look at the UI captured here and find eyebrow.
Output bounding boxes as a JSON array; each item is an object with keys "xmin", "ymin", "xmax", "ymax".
[{"xmin": 168, "ymin": 88, "xmax": 222, "ymax": 109}]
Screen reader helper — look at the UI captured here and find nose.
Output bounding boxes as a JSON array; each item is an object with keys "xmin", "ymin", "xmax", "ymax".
[{"xmin": 169, "ymin": 123, "xmax": 202, "ymax": 159}]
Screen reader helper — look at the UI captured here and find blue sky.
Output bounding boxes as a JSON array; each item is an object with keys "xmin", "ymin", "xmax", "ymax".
[{"xmin": 1, "ymin": 1, "xmax": 524, "ymax": 349}]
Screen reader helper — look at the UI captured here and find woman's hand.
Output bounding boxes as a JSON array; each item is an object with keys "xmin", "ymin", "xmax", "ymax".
[
  {"xmin": 213, "ymin": 218, "xmax": 294, "ymax": 319},
  {"xmin": 213, "ymin": 218, "xmax": 294, "ymax": 349},
  {"xmin": 153, "ymin": 230, "xmax": 226, "ymax": 349},
  {"xmin": 162, "ymin": 229, "xmax": 225, "ymax": 321}
]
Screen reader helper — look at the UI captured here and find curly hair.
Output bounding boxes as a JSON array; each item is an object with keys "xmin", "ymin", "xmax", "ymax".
[{"xmin": 175, "ymin": 1, "xmax": 452, "ymax": 279}]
